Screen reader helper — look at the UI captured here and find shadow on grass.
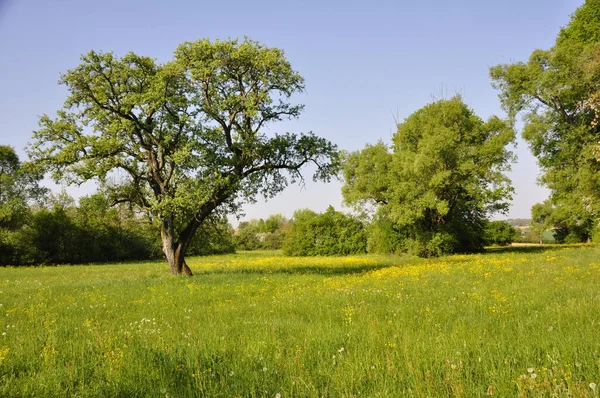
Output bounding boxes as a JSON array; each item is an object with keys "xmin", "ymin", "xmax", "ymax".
[
  {"xmin": 192, "ymin": 263, "xmax": 396, "ymax": 277},
  {"xmin": 483, "ymin": 243, "xmax": 592, "ymax": 255}
]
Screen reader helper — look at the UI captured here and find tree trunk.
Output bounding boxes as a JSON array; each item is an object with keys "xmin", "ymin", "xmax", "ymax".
[
  {"xmin": 161, "ymin": 217, "xmax": 194, "ymax": 276},
  {"xmin": 174, "ymin": 245, "xmax": 193, "ymax": 276}
]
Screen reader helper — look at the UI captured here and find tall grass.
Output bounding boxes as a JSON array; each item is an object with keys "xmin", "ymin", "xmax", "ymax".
[{"xmin": 0, "ymin": 245, "xmax": 599, "ymax": 396}]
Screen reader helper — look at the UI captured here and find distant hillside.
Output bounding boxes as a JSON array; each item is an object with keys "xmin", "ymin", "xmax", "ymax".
[{"xmin": 505, "ymin": 218, "xmax": 531, "ymax": 227}]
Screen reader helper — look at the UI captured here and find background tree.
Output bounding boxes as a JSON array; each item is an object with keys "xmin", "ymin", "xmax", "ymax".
[
  {"xmin": 342, "ymin": 97, "xmax": 515, "ymax": 256},
  {"xmin": 530, "ymin": 201, "xmax": 554, "ymax": 245},
  {"xmin": 483, "ymin": 220, "xmax": 519, "ymax": 246},
  {"xmin": 0, "ymin": 146, "xmax": 46, "ymax": 264},
  {"xmin": 260, "ymin": 214, "xmax": 289, "ymax": 250},
  {"xmin": 233, "ymin": 214, "xmax": 289, "ymax": 250},
  {"xmin": 234, "ymin": 220, "xmax": 262, "ymax": 250},
  {"xmin": 29, "ymin": 38, "xmax": 339, "ymax": 275},
  {"xmin": 530, "ymin": 199, "xmax": 591, "ymax": 244},
  {"xmin": 490, "ymin": 0, "xmax": 600, "ymax": 241},
  {"xmin": 186, "ymin": 216, "xmax": 236, "ymax": 256},
  {"xmin": 283, "ymin": 206, "xmax": 367, "ymax": 256}
]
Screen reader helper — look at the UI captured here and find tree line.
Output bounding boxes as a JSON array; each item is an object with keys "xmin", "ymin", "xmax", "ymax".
[
  {"xmin": 0, "ymin": 145, "xmax": 236, "ymax": 265},
  {"xmin": 0, "ymin": 143, "xmax": 517, "ymax": 265},
  {"xmin": 235, "ymin": 207, "xmax": 518, "ymax": 256},
  {"xmin": 2, "ymin": 0, "xmax": 599, "ymax": 272}
]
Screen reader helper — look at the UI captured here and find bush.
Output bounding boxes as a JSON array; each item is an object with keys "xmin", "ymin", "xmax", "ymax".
[
  {"xmin": 283, "ymin": 207, "xmax": 367, "ymax": 256},
  {"xmin": 483, "ymin": 220, "xmax": 519, "ymax": 246},
  {"xmin": 403, "ymin": 232, "xmax": 458, "ymax": 257},
  {"xmin": 188, "ymin": 218, "xmax": 236, "ymax": 256}
]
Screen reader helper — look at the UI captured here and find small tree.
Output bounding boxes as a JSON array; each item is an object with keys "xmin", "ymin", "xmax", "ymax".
[
  {"xmin": 29, "ymin": 38, "xmax": 338, "ymax": 275},
  {"xmin": 234, "ymin": 221, "xmax": 261, "ymax": 250},
  {"xmin": 483, "ymin": 220, "xmax": 518, "ymax": 246}
]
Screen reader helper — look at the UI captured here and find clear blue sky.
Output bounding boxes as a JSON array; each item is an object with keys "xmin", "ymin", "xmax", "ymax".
[{"xmin": 0, "ymin": 0, "xmax": 582, "ymax": 223}]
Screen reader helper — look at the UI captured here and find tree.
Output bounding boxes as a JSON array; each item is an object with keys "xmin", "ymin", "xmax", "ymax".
[
  {"xmin": 259, "ymin": 214, "xmax": 289, "ymax": 250},
  {"xmin": 0, "ymin": 146, "xmax": 46, "ymax": 264},
  {"xmin": 263, "ymin": 214, "xmax": 288, "ymax": 234},
  {"xmin": 29, "ymin": 38, "xmax": 339, "ymax": 275},
  {"xmin": 342, "ymin": 97, "xmax": 515, "ymax": 256},
  {"xmin": 531, "ymin": 199, "xmax": 591, "ymax": 244},
  {"xmin": 530, "ymin": 201, "xmax": 553, "ymax": 244},
  {"xmin": 490, "ymin": 0, "xmax": 600, "ymax": 239},
  {"xmin": 233, "ymin": 215, "xmax": 289, "ymax": 250},
  {"xmin": 0, "ymin": 146, "xmax": 45, "ymax": 223},
  {"xmin": 234, "ymin": 220, "xmax": 262, "ymax": 250},
  {"xmin": 483, "ymin": 220, "xmax": 518, "ymax": 246},
  {"xmin": 186, "ymin": 217, "xmax": 235, "ymax": 256}
]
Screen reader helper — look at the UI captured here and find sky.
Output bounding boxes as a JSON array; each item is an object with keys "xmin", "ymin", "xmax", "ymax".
[{"xmin": 0, "ymin": 0, "xmax": 583, "ymax": 224}]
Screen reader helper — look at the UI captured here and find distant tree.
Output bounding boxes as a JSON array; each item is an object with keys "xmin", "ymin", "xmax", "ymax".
[
  {"xmin": 71, "ymin": 192, "xmax": 160, "ymax": 262},
  {"xmin": 551, "ymin": 209, "xmax": 591, "ymax": 244},
  {"xmin": 0, "ymin": 146, "xmax": 46, "ymax": 264},
  {"xmin": 187, "ymin": 217, "xmax": 235, "ymax": 256},
  {"xmin": 261, "ymin": 214, "xmax": 289, "ymax": 249},
  {"xmin": 490, "ymin": 0, "xmax": 600, "ymax": 241},
  {"xmin": 263, "ymin": 214, "xmax": 288, "ymax": 234},
  {"xmin": 29, "ymin": 38, "xmax": 339, "ymax": 275},
  {"xmin": 284, "ymin": 206, "xmax": 367, "ymax": 256},
  {"xmin": 234, "ymin": 221, "xmax": 261, "ymax": 250},
  {"xmin": 342, "ymin": 97, "xmax": 515, "ymax": 257},
  {"xmin": 0, "ymin": 146, "xmax": 46, "ymax": 225},
  {"xmin": 483, "ymin": 220, "xmax": 518, "ymax": 246},
  {"xmin": 530, "ymin": 201, "xmax": 554, "ymax": 244},
  {"xmin": 233, "ymin": 214, "xmax": 289, "ymax": 250},
  {"xmin": 531, "ymin": 200, "xmax": 591, "ymax": 244}
]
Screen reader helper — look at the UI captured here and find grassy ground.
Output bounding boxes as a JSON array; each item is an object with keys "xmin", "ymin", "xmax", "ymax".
[{"xmin": 0, "ymin": 245, "xmax": 599, "ymax": 397}]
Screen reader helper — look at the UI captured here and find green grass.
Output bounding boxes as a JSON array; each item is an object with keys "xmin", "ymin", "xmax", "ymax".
[{"xmin": 1, "ymin": 245, "xmax": 599, "ymax": 397}]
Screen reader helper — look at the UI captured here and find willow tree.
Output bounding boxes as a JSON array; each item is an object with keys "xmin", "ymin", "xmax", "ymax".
[
  {"xmin": 342, "ymin": 97, "xmax": 515, "ymax": 256},
  {"xmin": 29, "ymin": 38, "xmax": 339, "ymax": 275}
]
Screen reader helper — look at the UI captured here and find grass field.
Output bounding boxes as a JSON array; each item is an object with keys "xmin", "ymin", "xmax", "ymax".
[{"xmin": 0, "ymin": 246, "xmax": 599, "ymax": 397}]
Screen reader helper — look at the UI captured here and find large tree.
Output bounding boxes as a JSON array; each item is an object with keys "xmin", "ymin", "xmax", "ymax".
[
  {"xmin": 490, "ymin": 0, "xmax": 600, "ymax": 237},
  {"xmin": 342, "ymin": 97, "xmax": 515, "ymax": 256},
  {"xmin": 29, "ymin": 38, "xmax": 338, "ymax": 275}
]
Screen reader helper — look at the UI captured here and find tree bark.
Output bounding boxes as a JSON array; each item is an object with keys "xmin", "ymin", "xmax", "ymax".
[{"xmin": 161, "ymin": 217, "xmax": 194, "ymax": 276}]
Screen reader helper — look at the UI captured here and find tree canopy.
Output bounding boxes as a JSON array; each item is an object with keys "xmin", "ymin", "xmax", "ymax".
[
  {"xmin": 342, "ymin": 97, "xmax": 515, "ymax": 256},
  {"xmin": 490, "ymin": 0, "xmax": 600, "ymax": 239},
  {"xmin": 0, "ymin": 146, "xmax": 46, "ymax": 264},
  {"xmin": 29, "ymin": 38, "xmax": 339, "ymax": 275}
]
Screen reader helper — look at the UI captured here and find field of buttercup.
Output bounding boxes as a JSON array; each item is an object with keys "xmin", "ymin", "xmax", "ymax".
[{"xmin": 1, "ymin": 246, "xmax": 599, "ymax": 397}]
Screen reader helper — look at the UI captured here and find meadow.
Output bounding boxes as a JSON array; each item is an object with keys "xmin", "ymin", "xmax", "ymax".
[{"xmin": 0, "ymin": 246, "xmax": 599, "ymax": 397}]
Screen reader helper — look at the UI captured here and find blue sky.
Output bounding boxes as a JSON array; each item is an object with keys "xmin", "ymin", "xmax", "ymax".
[{"xmin": 0, "ymin": 0, "xmax": 582, "ymax": 222}]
